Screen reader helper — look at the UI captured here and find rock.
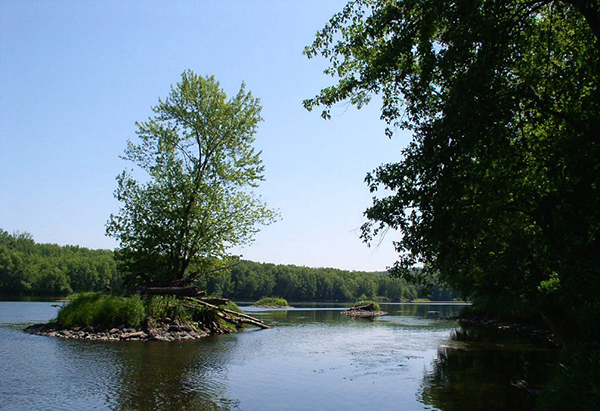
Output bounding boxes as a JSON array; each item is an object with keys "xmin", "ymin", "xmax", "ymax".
[
  {"xmin": 109, "ymin": 328, "xmax": 119, "ymax": 334},
  {"xmin": 121, "ymin": 331, "xmax": 147, "ymax": 340}
]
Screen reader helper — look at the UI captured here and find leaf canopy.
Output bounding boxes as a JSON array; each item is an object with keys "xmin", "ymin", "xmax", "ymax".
[
  {"xmin": 306, "ymin": 0, "xmax": 600, "ymax": 343},
  {"xmin": 107, "ymin": 71, "xmax": 278, "ymax": 288}
]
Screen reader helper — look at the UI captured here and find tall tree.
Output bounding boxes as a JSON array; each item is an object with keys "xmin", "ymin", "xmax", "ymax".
[
  {"xmin": 305, "ymin": 0, "xmax": 600, "ymax": 344},
  {"xmin": 107, "ymin": 71, "xmax": 277, "ymax": 288}
]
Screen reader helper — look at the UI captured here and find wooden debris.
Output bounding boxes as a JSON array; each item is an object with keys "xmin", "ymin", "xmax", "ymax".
[{"xmin": 184, "ymin": 297, "xmax": 271, "ymax": 329}]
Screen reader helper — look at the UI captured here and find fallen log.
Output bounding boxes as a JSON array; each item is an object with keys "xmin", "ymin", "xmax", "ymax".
[
  {"xmin": 183, "ymin": 304, "xmax": 240, "ymax": 327},
  {"xmin": 199, "ymin": 297, "xmax": 230, "ymax": 305},
  {"xmin": 143, "ymin": 286, "xmax": 206, "ymax": 297},
  {"xmin": 184, "ymin": 297, "xmax": 271, "ymax": 329}
]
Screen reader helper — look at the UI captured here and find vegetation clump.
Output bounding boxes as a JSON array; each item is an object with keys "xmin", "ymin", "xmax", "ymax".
[
  {"xmin": 56, "ymin": 293, "xmax": 146, "ymax": 328},
  {"xmin": 254, "ymin": 297, "xmax": 289, "ymax": 307},
  {"xmin": 342, "ymin": 300, "xmax": 386, "ymax": 317},
  {"xmin": 29, "ymin": 292, "xmax": 269, "ymax": 342},
  {"xmin": 352, "ymin": 300, "xmax": 381, "ymax": 311}
]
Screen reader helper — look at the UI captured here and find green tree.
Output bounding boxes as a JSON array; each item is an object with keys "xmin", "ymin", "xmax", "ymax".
[
  {"xmin": 305, "ymin": 0, "xmax": 600, "ymax": 344},
  {"xmin": 107, "ymin": 71, "xmax": 278, "ymax": 288}
]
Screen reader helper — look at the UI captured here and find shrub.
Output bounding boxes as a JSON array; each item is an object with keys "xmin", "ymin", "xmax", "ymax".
[
  {"xmin": 254, "ymin": 297, "xmax": 289, "ymax": 307},
  {"xmin": 352, "ymin": 300, "xmax": 381, "ymax": 311},
  {"xmin": 146, "ymin": 295, "xmax": 191, "ymax": 322},
  {"xmin": 536, "ymin": 349, "xmax": 600, "ymax": 410}
]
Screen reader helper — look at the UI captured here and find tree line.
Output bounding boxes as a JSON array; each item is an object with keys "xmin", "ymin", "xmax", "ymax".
[
  {"xmin": 0, "ymin": 229, "xmax": 457, "ymax": 301},
  {"xmin": 197, "ymin": 259, "xmax": 444, "ymax": 302},
  {"xmin": 0, "ymin": 230, "xmax": 121, "ymax": 296}
]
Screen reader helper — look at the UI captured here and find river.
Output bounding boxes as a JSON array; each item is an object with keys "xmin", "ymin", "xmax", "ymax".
[{"xmin": 0, "ymin": 301, "xmax": 555, "ymax": 410}]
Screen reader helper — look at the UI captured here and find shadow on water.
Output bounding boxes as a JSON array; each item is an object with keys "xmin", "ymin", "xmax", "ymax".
[{"xmin": 420, "ymin": 325, "xmax": 557, "ymax": 411}]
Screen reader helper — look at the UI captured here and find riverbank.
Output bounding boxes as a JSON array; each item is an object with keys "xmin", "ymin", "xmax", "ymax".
[{"xmin": 457, "ymin": 313, "xmax": 559, "ymax": 347}]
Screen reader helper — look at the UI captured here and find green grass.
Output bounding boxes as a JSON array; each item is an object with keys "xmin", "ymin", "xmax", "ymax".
[
  {"xmin": 411, "ymin": 298, "xmax": 431, "ymax": 303},
  {"xmin": 536, "ymin": 349, "xmax": 600, "ymax": 410},
  {"xmin": 352, "ymin": 300, "xmax": 381, "ymax": 311},
  {"xmin": 254, "ymin": 297, "xmax": 289, "ymax": 307},
  {"xmin": 56, "ymin": 293, "xmax": 146, "ymax": 328}
]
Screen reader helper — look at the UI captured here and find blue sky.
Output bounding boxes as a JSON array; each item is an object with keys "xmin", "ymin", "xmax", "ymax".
[{"xmin": 0, "ymin": 1, "xmax": 412, "ymax": 271}]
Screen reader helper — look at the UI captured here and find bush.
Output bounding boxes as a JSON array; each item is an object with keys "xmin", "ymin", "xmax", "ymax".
[
  {"xmin": 146, "ymin": 295, "xmax": 191, "ymax": 322},
  {"xmin": 56, "ymin": 293, "xmax": 146, "ymax": 328},
  {"xmin": 352, "ymin": 300, "xmax": 381, "ymax": 311},
  {"xmin": 254, "ymin": 297, "xmax": 289, "ymax": 307},
  {"xmin": 536, "ymin": 349, "xmax": 600, "ymax": 410}
]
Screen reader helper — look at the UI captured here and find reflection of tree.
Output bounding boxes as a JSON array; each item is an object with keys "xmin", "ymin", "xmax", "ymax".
[
  {"xmin": 396, "ymin": 303, "xmax": 465, "ymax": 318},
  {"xmin": 105, "ymin": 341, "xmax": 238, "ymax": 410},
  {"xmin": 420, "ymin": 326, "xmax": 554, "ymax": 411}
]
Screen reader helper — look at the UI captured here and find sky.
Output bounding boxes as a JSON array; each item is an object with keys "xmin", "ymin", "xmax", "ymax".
[{"xmin": 0, "ymin": 1, "xmax": 412, "ymax": 272}]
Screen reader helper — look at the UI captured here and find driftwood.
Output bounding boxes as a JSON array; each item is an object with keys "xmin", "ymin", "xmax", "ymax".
[
  {"xmin": 184, "ymin": 297, "xmax": 271, "ymax": 329},
  {"xmin": 199, "ymin": 297, "xmax": 230, "ymax": 305},
  {"xmin": 143, "ymin": 286, "xmax": 206, "ymax": 297}
]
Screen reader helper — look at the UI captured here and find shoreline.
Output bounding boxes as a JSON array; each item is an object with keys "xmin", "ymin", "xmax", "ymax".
[
  {"xmin": 23, "ymin": 317, "xmax": 233, "ymax": 342},
  {"xmin": 455, "ymin": 315, "xmax": 559, "ymax": 347}
]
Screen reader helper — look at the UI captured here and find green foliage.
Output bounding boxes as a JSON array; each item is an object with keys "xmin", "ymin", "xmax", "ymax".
[
  {"xmin": 107, "ymin": 70, "xmax": 277, "ymax": 288},
  {"xmin": 145, "ymin": 295, "xmax": 191, "ymax": 322},
  {"xmin": 352, "ymin": 300, "xmax": 381, "ymax": 311},
  {"xmin": 198, "ymin": 259, "xmax": 426, "ymax": 302},
  {"xmin": 0, "ymin": 229, "xmax": 121, "ymax": 296},
  {"xmin": 306, "ymin": 0, "xmax": 600, "ymax": 344},
  {"xmin": 536, "ymin": 349, "xmax": 600, "ymax": 410},
  {"xmin": 57, "ymin": 293, "xmax": 146, "ymax": 328},
  {"xmin": 254, "ymin": 297, "xmax": 289, "ymax": 307}
]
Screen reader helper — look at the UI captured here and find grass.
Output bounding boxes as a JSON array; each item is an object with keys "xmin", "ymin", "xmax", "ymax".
[
  {"xmin": 536, "ymin": 348, "xmax": 600, "ymax": 410},
  {"xmin": 254, "ymin": 297, "xmax": 289, "ymax": 307},
  {"xmin": 56, "ymin": 293, "xmax": 248, "ymax": 333},
  {"xmin": 411, "ymin": 298, "xmax": 431, "ymax": 303},
  {"xmin": 56, "ymin": 293, "xmax": 146, "ymax": 328}
]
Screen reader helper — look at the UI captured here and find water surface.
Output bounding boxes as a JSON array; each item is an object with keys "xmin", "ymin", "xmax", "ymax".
[{"xmin": 0, "ymin": 302, "xmax": 554, "ymax": 410}]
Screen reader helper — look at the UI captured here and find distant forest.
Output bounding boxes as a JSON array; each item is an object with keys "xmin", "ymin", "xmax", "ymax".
[{"xmin": 0, "ymin": 230, "xmax": 454, "ymax": 301}]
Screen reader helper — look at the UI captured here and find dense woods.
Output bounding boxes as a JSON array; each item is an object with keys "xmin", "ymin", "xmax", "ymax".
[
  {"xmin": 0, "ymin": 230, "xmax": 456, "ymax": 302},
  {"xmin": 0, "ymin": 230, "xmax": 121, "ymax": 296},
  {"xmin": 198, "ymin": 259, "xmax": 433, "ymax": 302}
]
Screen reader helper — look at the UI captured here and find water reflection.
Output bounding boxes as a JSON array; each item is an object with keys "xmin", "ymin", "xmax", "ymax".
[
  {"xmin": 50, "ymin": 336, "xmax": 239, "ymax": 410},
  {"xmin": 421, "ymin": 325, "xmax": 556, "ymax": 411},
  {"xmin": 107, "ymin": 340, "xmax": 237, "ymax": 410},
  {"xmin": 1, "ymin": 302, "xmax": 555, "ymax": 410}
]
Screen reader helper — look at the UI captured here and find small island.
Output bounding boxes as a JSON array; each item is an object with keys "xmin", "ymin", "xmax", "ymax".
[
  {"xmin": 25, "ymin": 71, "xmax": 277, "ymax": 341},
  {"xmin": 25, "ymin": 289, "xmax": 270, "ymax": 341},
  {"xmin": 253, "ymin": 297, "xmax": 290, "ymax": 308},
  {"xmin": 341, "ymin": 300, "xmax": 387, "ymax": 317}
]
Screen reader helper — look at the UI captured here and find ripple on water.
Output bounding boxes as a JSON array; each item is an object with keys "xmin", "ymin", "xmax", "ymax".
[{"xmin": 2, "ymin": 302, "xmax": 548, "ymax": 411}]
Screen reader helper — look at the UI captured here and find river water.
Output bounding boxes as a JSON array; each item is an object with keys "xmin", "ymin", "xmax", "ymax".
[{"xmin": 0, "ymin": 302, "xmax": 555, "ymax": 410}]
